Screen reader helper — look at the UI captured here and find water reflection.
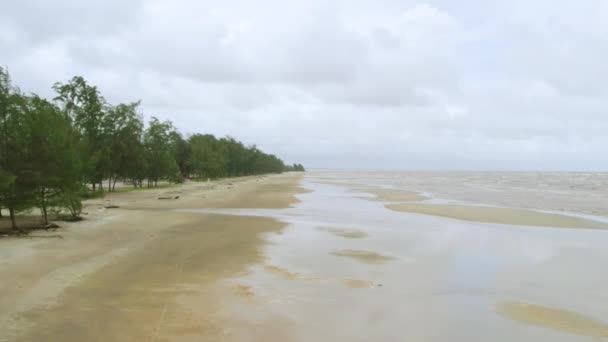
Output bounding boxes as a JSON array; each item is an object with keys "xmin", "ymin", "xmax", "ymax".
[{"xmin": 180, "ymin": 173, "xmax": 608, "ymax": 341}]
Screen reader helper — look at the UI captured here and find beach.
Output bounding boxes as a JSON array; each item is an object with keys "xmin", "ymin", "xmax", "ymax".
[
  {"xmin": 2, "ymin": 171, "xmax": 608, "ymax": 341},
  {"xmin": 0, "ymin": 174, "xmax": 305, "ymax": 341}
]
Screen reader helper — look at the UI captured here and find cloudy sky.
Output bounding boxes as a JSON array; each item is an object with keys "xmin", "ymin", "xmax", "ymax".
[{"xmin": 2, "ymin": 0, "xmax": 608, "ymax": 170}]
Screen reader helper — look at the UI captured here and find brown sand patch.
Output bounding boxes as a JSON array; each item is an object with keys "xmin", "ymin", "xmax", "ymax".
[
  {"xmin": 214, "ymin": 178, "xmax": 309, "ymax": 209},
  {"xmin": 311, "ymin": 182, "xmax": 426, "ymax": 203},
  {"xmin": 264, "ymin": 265, "xmax": 302, "ymax": 280},
  {"xmin": 81, "ymin": 173, "xmax": 307, "ymax": 212},
  {"xmin": 263, "ymin": 265, "xmax": 319, "ymax": 281},
  {"xmin": 330, "ymin": 249, "xmax": 394, "ymax": 264},
  {"xmin": 318, "ymin": 227, "xmax": 368, "ymax": 239},
  {"xmin": 386, "ymin": 203, "xmax": 608, "ymax": 229},
  {"xmin": 497, "ymin": 301, "xmax": 608, "ymax": 338},
  {"xmin": 11, "ymin": 214, "xmax": 287, "ymax": 342},
  {"xmin": 234, "ymin": 284, "xmax": 255, "ymax": 299},
  {"xmin": 340, "ymin": 279, "xmax": 375, "ymax": 288}
]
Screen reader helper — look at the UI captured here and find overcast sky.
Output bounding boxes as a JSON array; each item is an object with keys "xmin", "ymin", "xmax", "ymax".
[{"xmin": 2, "ymin": 0, "xmax": 608, "ymax": 170}]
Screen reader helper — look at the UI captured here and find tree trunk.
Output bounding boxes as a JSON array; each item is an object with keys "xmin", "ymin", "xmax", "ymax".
[
  {"xmin": 9, "ymin": 207, "xmax": 16, "ymax": 231},
  {"xmin": 92, "ymin": 182, "xmax": 96, "ymax": 192},
  {"xmin": 0, "ymin": 207, "xmax": 3, "ymax": 217},
  {"xmin": 42, "ymin": 204, "xmax": 48, "ymax": 226},
  {"xmin": 113, "ymin": 177, "xmax": 118, "ymax": 191},
  {"xmin": 41, "ymin": 190, "xmax": 48, "ymax": 225},
  {"xmin": 108, "ymin": 176, "xmax": 112, "ymax": 192},
  {"xmin": 99, "ymin": 180, "xmax": 103, "ymax": 193}
]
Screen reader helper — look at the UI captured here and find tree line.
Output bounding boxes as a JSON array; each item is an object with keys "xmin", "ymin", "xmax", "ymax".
[{"xmin": 0, "ymin": 67, "xmax": 304, "ymax": 231}]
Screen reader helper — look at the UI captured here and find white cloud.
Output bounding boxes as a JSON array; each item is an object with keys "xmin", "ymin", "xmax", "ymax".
[{"xmin": 1, "ymin": 0, "xmax": 607, "ymax": 169}]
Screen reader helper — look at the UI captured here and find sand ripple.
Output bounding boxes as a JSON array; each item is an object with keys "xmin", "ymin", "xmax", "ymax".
[{"xmin": 330, "ymin": 249, "xmax": 394, "ymax": 264}]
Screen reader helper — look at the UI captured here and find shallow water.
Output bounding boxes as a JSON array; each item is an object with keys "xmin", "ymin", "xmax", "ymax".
[{"xmin": 183, "ymin": 172, "xmax": 608, "ymax": 341}]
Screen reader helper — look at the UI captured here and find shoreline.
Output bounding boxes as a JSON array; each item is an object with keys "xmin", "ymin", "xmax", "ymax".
[
  {"xmin": 0, "ymin": 173, "xmax": 305, "ymax": 341},
  {"xmin": 316, "ymin": 179, "xmax": 608, "ymax": 229},
  {"xmin": 385, "ymin": 203, "xmax": 608, "ymax": 229}
]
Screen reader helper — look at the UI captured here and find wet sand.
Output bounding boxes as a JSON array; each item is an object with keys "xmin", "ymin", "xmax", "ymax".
[
  {"xmin": 317, "ymin": 182, "xmax": 428, "ymax": 203},
  {"xmin": 386, "ymin": 203, "xmax": 608, "ymax": 229},
  {"xmin": 330, "ymin": 249, "xmax": 395, "ymax": 264},
  {"xmin": 340, "ymin": 279, "xmax": 376, "ymax": 288},
  {"xmin": 318, "ymin": 227, "xmax": 369, "ymax": 239},
  {"xmin": 497, "ymin": 301, "xmax": 608, "ymax": 338},
  {"xmin": 263, "ymin": 264, "xmax": 314, "ymax": 280},
  {"xmin": 0, "ymin": 174, "xmax": 304, "ymax": 342}
]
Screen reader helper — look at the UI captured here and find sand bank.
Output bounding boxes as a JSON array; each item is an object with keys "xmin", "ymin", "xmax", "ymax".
[
  {"xmin": 497, "ymin": 301, "xmax": 608, "ymax": 338},
  {"xmin": 360, "ymin": 188, "xmax": 428, "ymax": 202},
  {"xmin": 318, "ymin": 226, "xmax": 369, "ymax": 239},
  {"xmin": 313, "ymin": 180, "xmax": 427, "ymax": 202},
  {"xmin": 0, "ymin": 173, "xmax": 304, "ymax": 342},
  {"xmin": 330, "ymin": 249, "xmax": 394, "ymax": 264},
  {"xmin": 386, "ymin": 203, "xmax": 608, "ymax": 229}
]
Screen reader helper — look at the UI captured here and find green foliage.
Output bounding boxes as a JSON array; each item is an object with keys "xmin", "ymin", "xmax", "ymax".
[
  {"xmin": 0, "ymin": 66, "xmax": 304, "ymax": 229},
  {"xmin": 0, "ymin": 67, "xmax": 36, "ymax": 229},
  {"xmin": 20, "ymin": 95, "xmax": 83, "ymax": 224},
  {"xmin": 186, "ymin": 135, "xmax": 288, "ymax": 178},
  {"xmin": 0, "ymin": 169, "xmax": 15, "ymax": 194},
  {"xmin": 285, "ymin": 163, "xmax": 306, "ymax": 172},
  {"xmin": 144, "ymin": 117, "xmax": 179, "ymax": 186},
  {"xmin": 188, "ymin": 134, "xmax": 227, "ymax": 178},
  {"xmin": 53, "ymin": 76, "xmax": 108, "ymax": 190},
  {"xmin": 105, "ymin": 101, "xmax": 144, "ymax": 191},
  {"xmin": 169, "ymin": 130, "xmax": 191, "ymax": 178},
  {"xmin": 54, "ymin": 186, "xmax": 86, "ymax": 220}
]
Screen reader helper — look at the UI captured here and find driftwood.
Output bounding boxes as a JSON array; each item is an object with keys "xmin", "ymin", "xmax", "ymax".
[
  {"xmin": 158, "ymin": 196, "xmax": 180, "ymax": 200},
  {"xmin": 104, "ymin": 205, "xmax": 120, "ymax": 209},
  {"xmin": 19, "ymin": 234, "xmax": 64, "ymax": 239}
]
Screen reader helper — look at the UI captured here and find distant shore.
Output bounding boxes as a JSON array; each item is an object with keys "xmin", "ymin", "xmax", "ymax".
[{"xmin": 318, "ymin": 177, "xmax": 608, "ymax": 229}]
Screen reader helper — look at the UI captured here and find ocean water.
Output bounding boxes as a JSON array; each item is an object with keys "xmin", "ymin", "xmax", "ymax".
[{"xmin": 186, "ymin": 171, "xmax": 608, "ymax": 341}]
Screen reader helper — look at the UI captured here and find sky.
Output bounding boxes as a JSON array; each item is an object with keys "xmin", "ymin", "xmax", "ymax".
[{"xmin": 1, "ymin": 0, "xmax": 608, "ymax": 170}]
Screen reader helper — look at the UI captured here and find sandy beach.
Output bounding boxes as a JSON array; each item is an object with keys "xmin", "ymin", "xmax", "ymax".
[
  {"xmin": 0, "ymin": 174, "xmax": 305, "ymax": 341},
  {"xmin": 2, "ymin": 171, "xmax": 608, "ymax": 341}
]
